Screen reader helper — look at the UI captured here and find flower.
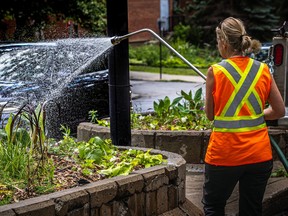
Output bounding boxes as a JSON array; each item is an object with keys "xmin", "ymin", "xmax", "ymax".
[{"xmin": 181, "ymin": 116, "xmax": 188, "ymax": 123}]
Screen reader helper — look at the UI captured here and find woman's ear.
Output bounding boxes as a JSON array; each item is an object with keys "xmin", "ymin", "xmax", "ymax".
[{"xmin": 221, "ymin": 40, "xmax": 227, "ymax": 49}]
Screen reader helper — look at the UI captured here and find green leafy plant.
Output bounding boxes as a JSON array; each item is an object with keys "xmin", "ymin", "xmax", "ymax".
[
  {"xmin": 151, "ymin": 88, "xmax": 211, "ymax": 130},
  {"xmin": 89, "ymin": 110, "xmax": 110, "ymax": 127},
  {"xmin": 0, "ymin": 102, "xmax": 55, "ymax": 202},
  {"xmin": 88, "ymin": 110, "xmax": 99, "ymax": 124},
  {"xmin": 96, "ymin": 119, "xmax": 110, "ymax": 127},
  {"xmin": 97, "ymin": 148, "xmax": 166, "ymax": 177},
  {"xmin": 73, "ymin": 136, "xmax": 166, "ymax": 178},
  {"xmin": 120, "ymin": 89, "xmax": 212, "ymax": 131},
  {"xmin": 271, "ymin": 168, "xmax": 288, "ymax": 177},
  {"xmin": 49, "ymin": 125, "xmax": 78, "ymax": 157},
  {"xmin": 78, "ymin": 136, "xmax": 114, "ymax": 164},
  {"xmin": 0, "ymin": 102, "xmax": 167, "ymax": 205},
  {"xmin": 93, "ymin": 89, "xmax": 212, "ymax": 131}
]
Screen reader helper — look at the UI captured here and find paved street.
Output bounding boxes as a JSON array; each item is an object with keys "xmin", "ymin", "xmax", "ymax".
[{"xmin": 130, "ymin": 71, "xmax": 205, "ymax": 113}]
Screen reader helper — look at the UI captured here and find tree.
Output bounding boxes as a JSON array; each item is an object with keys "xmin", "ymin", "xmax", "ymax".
[
  {"xmin": 274, "ymin": 0, "xmax": 288, "ymax": 25},
  {"xmin": 0, "ymin": 0, "xmax": 52, "ymax": 41},
  {"xmin": 238, "ymin": 0, "xmax": 279, "ymax": 41},
  {"xmin": 0, "ymin": 0, "xmax": 107, "ymax": 41},
  {"xmin": 173, "ymin": 0, "xmax": 281, "ymax": 45},
  {"xmin": 50, "ymin": 0, "xmax": 107, "ymax": 35}
]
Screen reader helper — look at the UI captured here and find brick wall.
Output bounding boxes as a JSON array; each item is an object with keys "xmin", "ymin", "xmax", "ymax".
[{"xmin": 128, "ymin": 0, "xmax": 173, "ymax": 43}]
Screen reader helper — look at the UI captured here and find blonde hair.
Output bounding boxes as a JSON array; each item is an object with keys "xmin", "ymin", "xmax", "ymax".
[
  {"xmin": 249, "ymin": 39, "xmax": 262, "ymax": 54},
  {"xmin": 216, "ymin": 17, "xmax": 251, "ymax": 53}
]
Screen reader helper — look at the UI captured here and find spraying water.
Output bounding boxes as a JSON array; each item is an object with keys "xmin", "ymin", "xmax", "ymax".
[
  {"xmin": 0, "ymin": 37, "xmax": 113, "ymax": 138},
  {"xmin": 0, "ymin": 37, "xmax": 113, "ymax": 105}
]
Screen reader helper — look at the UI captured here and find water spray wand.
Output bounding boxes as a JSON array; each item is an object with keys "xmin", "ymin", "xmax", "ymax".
[{"xmin": 111, "ymin": 28, "xmax": 207, "ymax": 81}]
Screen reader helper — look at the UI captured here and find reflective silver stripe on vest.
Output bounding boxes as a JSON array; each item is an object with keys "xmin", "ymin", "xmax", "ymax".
[
  {"xmin": 214, "ymin": 116, "xmax": 265, "ymax": 129},
  {"xmin": 219, "ymin": 60, "xmax": 241, "ymax": 83},
  {"xmin": 218, "ymin": 60, "xmax": 262, "ymax": 116},
  {"xmin": 214, "ymin": 59, "xmax": 264, "ymax": 130},
  {"xmin": 248, "ymin": 92, "xmax": 262, "ymax": 114}
]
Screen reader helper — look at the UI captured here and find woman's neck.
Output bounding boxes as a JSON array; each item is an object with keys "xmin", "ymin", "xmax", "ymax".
[
  {"xmin": 229, "ymin": 54, "xmax": 244, "ymax": 58},
  {"xmin": 226, "ymin": 51, "xmax": 243, "ymax": 58}
]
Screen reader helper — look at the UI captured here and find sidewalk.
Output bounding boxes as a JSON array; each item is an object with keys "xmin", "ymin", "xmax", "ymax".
[
  {"xmin": 130, "ymin": 71, "xmax": 206, "ymax": 83},
  {"xmin": 185, "ymin": 163, "xmax": 288, "ymax": 216}
]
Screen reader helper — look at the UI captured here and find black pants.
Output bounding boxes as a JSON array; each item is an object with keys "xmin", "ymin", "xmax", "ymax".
[{"xmin": 202, "ymin": 160, "xmax": 273, "ymax": 216}]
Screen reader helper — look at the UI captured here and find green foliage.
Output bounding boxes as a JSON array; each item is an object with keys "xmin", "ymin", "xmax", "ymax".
[
  {"xmin": 72, "ymin": 0, "xmax": 107, "ymax": 34},
  {"xmin": 89, "ymin": 110, "xmax": 110, "ymax": 127},
  {"xmin": 0, "ymin": 103, "xmax": 166, "ymax": 205},
  {"xmin": 97, "ymin": 119, "xmax": 110, "ymax": 127},
  {"xmin": 1, "ymin": 0, "xmax": 287, "ymax": 43},
  {"xmin": 89, "ymin": 110, "xmax": 99, "ymax": 124},
  {"xmin": 78, "ymin": 137, "xmax": 114, "ymax": 164},
  {"xmin": 0, "ymin": 184, "xmax": 13, "ymax": 206},
  {"xmin": 53, "ymin": 134, "xmax": 166, "ymax": 178},
  {"xmin": 0, "ymin": 0, "xmax": 107, "ymax": 41},
  {"xmin": 97, "ymin": 89, "xmax": 212, "ymax": 131},
  {"xmin": 0, "ymin": 129, "xmax": 29, "ymax": 179},
  {"xmin": 98, "ymin": 148, "xmax": 166, "ymax": 177},
  {"xmin": 172, "ymin": 23, "xmax": 192, "ymax": 42},
  {"xmin": 129, "ymin": 40, "xmax": 220, "ymax": 69},
  {"xmin": 49, "ymin": 125, "xmax": 78, "ymax": 157},
  {"xmin": 129, "ymin": 65, "xmax": 207, "ymax": 76},
  {"xmin": 271, "ymin": 168, "xmax": 288, "ymax": 177},
  {"xmin": 0, "ymin": 103, "xmax": 54, "ymax": 204},
  {"xmin": 0, "ymin": 104, "xmax": 48, "ymax": 181},
  {"xmin": 173, "ymin": 0, "xmax": 282, "ymax": 45},
  {"xmin": 129, "ymin": 43, "xmax": 169, "ymax": 67},
  {"xmin": 149, "ymin": 88, "xmax": 212, "ymax": 130}
]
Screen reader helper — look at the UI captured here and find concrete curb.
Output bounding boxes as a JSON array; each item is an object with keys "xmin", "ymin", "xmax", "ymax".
[{"xmin": 130, "ymin": 71, "xmax": 206, "ymax": 83}]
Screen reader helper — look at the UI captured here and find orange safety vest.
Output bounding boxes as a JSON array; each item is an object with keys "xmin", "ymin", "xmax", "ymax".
[{"xmin": 205, "ymin": 56, "xmax": 273, "ymax": 166}]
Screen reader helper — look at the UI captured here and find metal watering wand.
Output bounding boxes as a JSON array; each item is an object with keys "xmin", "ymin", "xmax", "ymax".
[
  {"xmin": 110, "ymin": 28, "xmax": 207, "ymax": 81},
  {"xmin": 111, "ymin": 28, "xmax": 288, "ymax": 172}
]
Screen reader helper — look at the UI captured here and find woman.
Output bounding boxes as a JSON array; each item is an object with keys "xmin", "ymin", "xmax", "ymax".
[{"xmin": 203, "ymin": 17, "xmax": 285, "ymax": 216}]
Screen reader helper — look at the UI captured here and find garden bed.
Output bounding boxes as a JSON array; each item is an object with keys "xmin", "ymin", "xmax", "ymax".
[
  {"xmin": 77, "ymin": 123, "xmax": 288, "ymax": 163},
  {"xmin": 0, "ymin": 147, "xmax": 193, "ymax": 215}
]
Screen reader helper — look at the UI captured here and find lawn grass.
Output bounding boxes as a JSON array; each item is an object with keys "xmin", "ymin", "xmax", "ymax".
[{"xmin": 130, "ymin": 65, "xmax": 208, "ymax": 76}]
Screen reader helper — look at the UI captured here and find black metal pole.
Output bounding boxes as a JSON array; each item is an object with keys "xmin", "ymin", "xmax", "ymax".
[
  {"xmin": 107, "ymin": 0, "xmax": 131, "ymax": 146},
  {"xmin": 159, "ymin": 38, "xmax": 162, "ymax": 80},
  {"xmin": 158, "ymin": 19, "xmax": 163, "ymax": 80}
]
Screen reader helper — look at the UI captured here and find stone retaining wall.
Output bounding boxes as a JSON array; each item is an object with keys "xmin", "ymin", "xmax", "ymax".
[
  {"xmin": 0, "ymin": 148, "xmax": 190, "ymax": 216},
  {"xmin": 77, "ymin": 123, "xmax": 288, "ymax": 164}
]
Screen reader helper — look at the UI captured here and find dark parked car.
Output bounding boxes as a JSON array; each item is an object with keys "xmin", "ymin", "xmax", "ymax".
[
  {"xmin": 0, "ymin": 39, "xmax": 110, "ymax": 138},
  {"xmin": 254, "ymin": 42, "xmax": 272, "ymax": 63}
]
